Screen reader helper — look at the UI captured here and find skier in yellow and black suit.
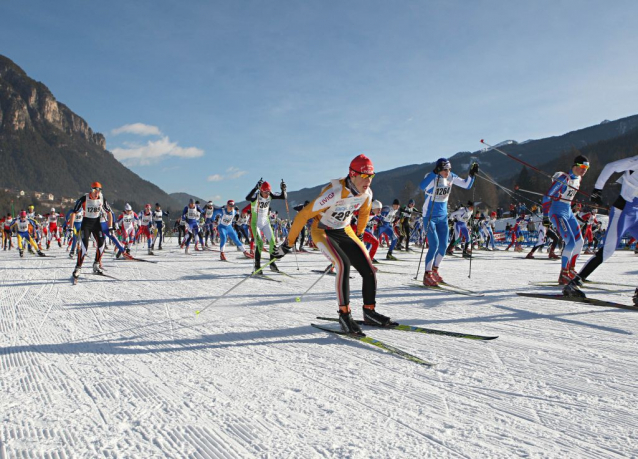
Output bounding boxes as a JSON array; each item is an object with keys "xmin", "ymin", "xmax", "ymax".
[{"xmin": 273, "ymin": 154, "xmax": 397, "ymax": 336}]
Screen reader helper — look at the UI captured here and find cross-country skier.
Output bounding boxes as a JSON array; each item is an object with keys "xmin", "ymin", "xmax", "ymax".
[
  {"xmin": 245, "ymin": 179, "xmax": 287, "ymax": 272},
  {"xmin": 212, "ymin": 200, "xmax": 253, "ymax": 261},
  {"xmin": 3, "ymin": 213, "xmax": 14, "ymax": 250},
  {"xmin": 419, "ymin": 158, "xmax": 478, "ymax": 286},
  {"xmin": 396, "ymin": 199, "xmax": 420, "ymax": 251},
  {"xmin": 66, "ymin": 207, "xmax": 84, "ymax": 258},
  {"xmin": 46, "ymin": 207, "xmax": 62, "ymax": 249},
  {"xmin": 69, "ymin": 182, "xmax": 111, "ymax": 280},
  {"xmin": 542, "ymin": 155, "xmax": 590, "ymax": 284},
  {"xmin": 447, "ymin": 201, "xmax": 474, "ymax": 258},
  {"xmin": 152, "ymin": 203, "xmax": 169, "ymax": 250},
  {"xmin": 137, "ymin": 204, "xmax": 156, "ymax": 255},
  {"xmin": 10, "ymin": 211, "xmax": 45, "ymax": 258},
  {"xmin": 273, "ymin": 154, "xmax": 396, "ymax": 336},
  {"xmin": 181, "ymin": 199, "xmax": 205, "ymax": 254},
  {"xmin": 564, "ymin": 155, "xmax": 638, "ymax": 301},
  {"xmin": 377, "ymin": 199, "xmax": 400, "ymax": 260}
]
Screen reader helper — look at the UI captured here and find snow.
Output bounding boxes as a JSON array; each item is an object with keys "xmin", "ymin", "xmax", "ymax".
[{"xmin": 1, "ymin": 242, "xmax": 637, "ymax": 458}]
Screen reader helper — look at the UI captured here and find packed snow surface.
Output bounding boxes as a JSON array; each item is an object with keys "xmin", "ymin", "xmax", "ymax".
[{"xmin": 1, "ymin": 242, "xmax": 637, "ymax": 458}]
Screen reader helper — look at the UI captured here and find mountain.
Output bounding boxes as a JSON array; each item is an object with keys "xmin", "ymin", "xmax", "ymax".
[
  {"xmin": 256, "ymin": 114, "xmax": 638, "ymax": 216},
  {"xmin": 0, "ymin": 54, "xmax": 182, "ymax": 212},
  {"xmin": 169, "ymin": 192, "xmax": 207, "ymax": 206}
]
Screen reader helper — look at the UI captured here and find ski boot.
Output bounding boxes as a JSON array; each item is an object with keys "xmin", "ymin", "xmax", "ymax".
[
  {"xmin": 116, "ymin": 250, "xmax": 122, "ymax": 259},
  {"xmin": 185, "ymin": 246, "xmax": 189, "ymax": 254},
  {"xmin": 72, "ymin": 266, "xmax": 81, "ymax": 279},
  {"xmin": 158, "ymin": 245, "xmax": 162, "ymax": 250},
  {"xmin": 525, "ymin": 252, "xmax": 535, "ymax": 259},
  {"xmin": 563, "ymin": 277, "xmax": 586, "ymax": 298},
  {"xmin": 148, "ymin": 248, "xmax": 154, "ymax": 255},
  {"xmin": 46, "ymin": 241, "xmax": 50, "ymax": 250},
  {"xmin": 462, "ymin": 251, "xmax": 472, "ymax": 259},
  {"xmin": 28, "ymin": 245, "xmax": 34, "ymax": 254},
  {"xmin": 558, "ymin": 268, "xmax": 572, "ymax": 285},
  {"xmin": 633, "ymin": 288, "xmax": 638, "ymax": 306},
  {"xmin": 58, "ymin": 240, "xmax": 62, "ymax": 248},
  {"xmin": 243, "ymin": 251, "xmax": 254, "ymax": 259},
  {"xmin": 422, "ymin": 271, "xmax": 438, "ymax": 286},
  {"xmin": 93, "ymin": 262, "xmax": 104, "ymax": 275},
  {"xmin": 362, "ymin": 304, "xmax": 396, "ymax": 327},
  {"xmin": 432, "ymin": 267, "xmax": 443, "ymax": 283},
  {"xmin": 269, "ymin": 260, "xmax": 280, "ymax": 272},
  {"xmin": 548, "ymin": 250, "xmax": 560, "ymax": 259},
  {"xmin": 126, "ymin": 247, "xmax": 131, "ymax": 255},
  {"xmin": 37, "ymin": 250, "xmax": 46, "ymax": 257},
  {"xmin": 371, "ymin": 258, "xmax": 380, "ymax": 264},
  {"xmin": 236, "ymin": 245, "xmax": 242, "ymax": 252},
  {"xmin": 19, "ymin": 249, "xmax": 24, "ymax": 258},
  {"xmin": 385, "ymin": 251, "xmax": 397, "ymax": 261},
  {"xmin": 69, "ymin": 251, "xmax": 75, "ymax": 258},
  {"xmin": 220, "ymin": 252, "xmax": 227, "ymax": 261},
  {"xmin": 338, "ymin": 306, "xmax": 364, "ymax": 336}
]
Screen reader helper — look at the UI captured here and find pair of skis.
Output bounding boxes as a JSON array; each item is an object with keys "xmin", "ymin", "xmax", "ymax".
[
  {"xmin": 411, "ymin": 280, "xmax": 484, "ymax": 297},
  {"xmin": 312, "ymin": 317, "xmax": 498, "ymax": 367}
]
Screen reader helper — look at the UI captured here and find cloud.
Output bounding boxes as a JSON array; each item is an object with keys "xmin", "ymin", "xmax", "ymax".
[
  {"xmin": 111, "ymin": 123, "xmax": 162, "ymax": 136},
  {"xmin": 208, "ymin": 195, "xmax": 222, "ymax": 202},
  {"xmin": 112, "ymin": 136, "xmax": 204, "ymax": 166},
  {"xmin": 207, "ymin": 167, "xmax": 247, "ymax": 182}
]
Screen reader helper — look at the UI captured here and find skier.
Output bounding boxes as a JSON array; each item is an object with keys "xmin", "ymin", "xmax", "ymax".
[
  {"xmin": 181, "ymin": 199, "xmax": 204, "ymax": 254},
  {"xmin": 117, "ymin": 204, "xmax": 138, "ymax": 254},
  {"xmin": 245, "ymin": 179, "xmax": 287, "ymax": 272},
  {"xmin": 3, "ymin": 213, "xmax": 13, "ymax": 250},
  {"xmin": 396, "ymin": 199, "xmax": 420, "ymax": 251},
  {"xmin": 69, "ymin": 182, "xmax": 111, "ymax": 280},
  {"xmin": 66, "ymin": 207, "xmax": 84, "ymax": 258},
  {"xmin": 46, "ymin": 207, "xmax": 62, "ymax": 249},
  {"xmin": 564, "ymin": 155, "xmax": 638, "ymax": 301},
  {"xmin": 419, "ymin": 158, "xmax": 478, "ymax": 286},
  {"xmin": 447, "ymin": 201, "xmax": 474, "ymax": 258},
  {"xmin": 377, "ymin": 199, "xmax": 400, "ymax": 260},
  {"xmin": 542, "ymin": 155, "xmax": 590, "ymax": 284},
  {"xmin": 212, "ymin": 200, "xmax": 253, "ymax": 261},
  {"xmin": 10, "ymin": 211, "xmax": 45, "ymax": 257},
  {"xmin": 137, "ymin": 204, "xmax": 156, "ymax": 255},
  {"xmin": 152, "ymin": 203, "xmax": 169, "ymax": 250},
  {"xmin": 273, "ymin": 154, "xmax": 396, "ymax": 336}
]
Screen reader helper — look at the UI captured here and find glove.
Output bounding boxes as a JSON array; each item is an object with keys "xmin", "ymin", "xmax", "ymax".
[
  {"xmin": 357, "ymin": 233, "xmax": 364, "ymax": 242},
  {"xmin": 542, "ymin": 216, "xmax": 551, "ymax": 228},
  {"xmin": 256, "ymin": 178, "xmax": 263, "ymax": 189},
  {"xmin": 272, "ymin": 242, "xmax": 292, "ymax": 259},
  {"xmin": 469, "ymin": 163, "xmax": 479, "ymax": 177},
  {"xmin": 590, "ymin": 188, "xmax": 603, "ymax": 206},
  {"xmin": 281, "ymin": 180, "xmax": 287, "ymax": 191}
]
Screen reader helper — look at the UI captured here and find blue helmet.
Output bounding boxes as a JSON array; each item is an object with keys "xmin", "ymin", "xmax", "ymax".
[
  {"xmin": 408, "ymin": 199, "xmax": 415, "ymax": 206},
  {"xmin": 434, "ymin": 158, "xmax": 452, "ymax": 174}
]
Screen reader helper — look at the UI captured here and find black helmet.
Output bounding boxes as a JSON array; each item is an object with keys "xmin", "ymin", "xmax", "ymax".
[
  {"xmin": 434, "ymin": 158, "xmax": 452, "ymax": 174},
  {"xmin": 392, "ymin": 199, "xmax": 400, "ymax": 206}
]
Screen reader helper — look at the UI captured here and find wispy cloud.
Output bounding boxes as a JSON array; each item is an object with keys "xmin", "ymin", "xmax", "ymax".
[
  {"xmin": 208, "ymin": 195, "xmax": 222, "ymax": 202},
  {"xmin": 207, "ymin": 167, "xmax": 247, "ymax": 182},
  {"xmin": 112, "ymin": 136, "xmax": 204, "ymax": 166},
  {"xmin": 111, "ymin": 123, "xmax": 162, "ymax": 136}
]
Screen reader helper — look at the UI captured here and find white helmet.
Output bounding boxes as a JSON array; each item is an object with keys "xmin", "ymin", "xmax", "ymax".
[
  {"xmin": 51, "ymin": 207, "xmax": 55, "ymax": 213},
  {"xmin": 371, "ymin": 200, "xmax": 382, "ymax": 210},
  {"xmin": 124, "ymin": 203, "xmax": 132, "ymax": 211}
]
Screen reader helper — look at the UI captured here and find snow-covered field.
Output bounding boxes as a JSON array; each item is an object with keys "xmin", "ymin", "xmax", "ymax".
[{"xmin": 1, "ymin": 240, "xmax": 637, "ymax": 458}]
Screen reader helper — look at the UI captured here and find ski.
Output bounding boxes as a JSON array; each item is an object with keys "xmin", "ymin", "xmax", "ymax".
[
  {"xmin": 529, "ymin": 282, "xmax": 622, "ymax": 292},
  {"xmin": 245, "ymin": 273, "xmax": 282, "ymax": 283},
  {"xmin": 584, "ymin": 280, "xmax": 636, "ymax": 288},
  {"xmin": 410, "ymin": 282, "xmax": 479, "ymax": 297},
  {"xmin": 122, "ymin": 254, "xmax": 158, "ymax": 263},
  {"xmin": 516, "ymin": 292, "xmax": 638, "ymax": 311},
  {"xmin": 438, "ymin": 280, "xmax": 484, "ymax": 296},
  {"xmin": 311, "ymin": 269, "xmax": 355, "ymax": 279},
  {"xmin": 311, "ymin": 324, "xmax": 435, "ymax": 367},
  {"xmin": 316, "ymin": 317, "xmax": 497, "ymax": 340},
  {"xmin": 93, "ymin": 272, "xmax": 120, "ymax": 281}
]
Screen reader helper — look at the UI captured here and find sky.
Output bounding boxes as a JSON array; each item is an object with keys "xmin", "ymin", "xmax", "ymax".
[{"xmin": 2, "ymin": 0, "xmax": 638, "ymax": 203}]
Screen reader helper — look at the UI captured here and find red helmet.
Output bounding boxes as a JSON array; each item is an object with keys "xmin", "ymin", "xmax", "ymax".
[
  {"xmin": 20, "ymin": 210, "xmax": 27, "ymax": 218},
  {"xmin": 260, "ymin": 182, "xmax": 271, "ymax": 192},
  {"xmin": 91, "ymin": 181, "xmax": 102, "ymax": 190},
  {"xmin": 490, "ymin": 211, "xmax": 497, "ymax": 217},
  {"xmin": 349, "ymin": 154, "xmax": 374, "ymax": 177},
  {"xmin": 227, "ymin": 199, "xmax": 235, "ymax": 207},
  {"xmin": 145, "ymin": 203, "xmax": 151, "ymax": 209}
]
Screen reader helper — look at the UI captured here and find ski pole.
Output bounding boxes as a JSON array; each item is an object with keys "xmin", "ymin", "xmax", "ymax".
[
  {"xmin": 282, "ymin": 179, "xmax": 300, "ymax": 271},
  {"xmin": 414, "ymin": 175, "xmax": 440, "ymax": 280},
  {"xmin": 195, "ymin": 257, "xmax": 278, "ymax": 316},
  {"xmin": 295, "ymin": 264, "xmax": 332, "ymax": 303},
  {"xmin": 468, "ymin": 188, "xmax": 475, "ymax": 279},
  {"xmin": 480, "ymin": 139, "xmax": 592, "ymax": 199}
]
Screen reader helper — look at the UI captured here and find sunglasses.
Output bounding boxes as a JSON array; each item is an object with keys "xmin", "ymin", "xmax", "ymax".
[
  {"xmin": 92, "ymin": 187, "xmax": 102, "ymax": 191},
  {"xmin": 350, "ymin": 168, "xmax": 376, "ymax": 179},
  {"xmin": 575, "ymin": 162, "xmax": 590, "ymax": 170}
]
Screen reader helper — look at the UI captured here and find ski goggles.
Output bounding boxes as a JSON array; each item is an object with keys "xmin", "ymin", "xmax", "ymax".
[
  {"xmin": 350, "ymin": 168, "xmax": 376, "ymax": 179},
  {"xmin": 574, "ymin": 162, "xmax": 590, "ymax": 170}
]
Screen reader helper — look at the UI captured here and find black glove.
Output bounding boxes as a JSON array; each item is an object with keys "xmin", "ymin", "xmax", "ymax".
[
  {"xmin": 281, "ymin": 180, "xmax": 287, "ymax": 191},
  {"xmin": 469, "ymin": 163, "xmax": 479, "ymax": 177},
  {"xmin": 256, "ymin": 178, "xmax": 263, "ymax": 189},
  {"xmin": 273, "ymin": 242, "xmax": 292, "ymax": 259},
  {"xmin": 590, "ymin": 188, "xmax": 603, "ymax": 206},
  {"xmin": 542, "ymin": 216, "xmax": 551, "ymax": 228}
]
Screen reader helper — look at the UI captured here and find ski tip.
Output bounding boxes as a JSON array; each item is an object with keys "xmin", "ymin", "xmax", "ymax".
[
  {"xmin": 195, "ymin": 310, "xmax": 200, "ymax": 315},
  {"xmin": 480, "ymin": 139, "xmax": 484, "ymax": 143}
]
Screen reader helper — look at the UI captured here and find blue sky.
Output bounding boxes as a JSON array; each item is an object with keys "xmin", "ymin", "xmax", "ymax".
[{"xmin": 2, "ymin": 1, "xmax": 638, "ymax": 203}]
